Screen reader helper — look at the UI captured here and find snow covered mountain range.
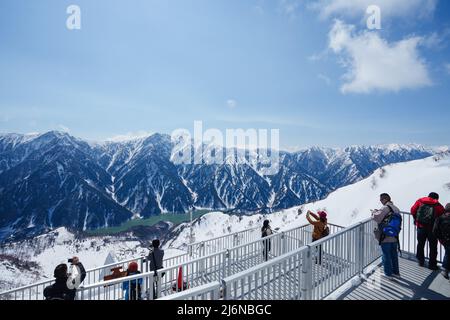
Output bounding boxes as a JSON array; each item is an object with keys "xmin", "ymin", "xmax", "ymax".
[{"xmin": 0, "ymin": 130, "xmax": 444, "ymax": 241}]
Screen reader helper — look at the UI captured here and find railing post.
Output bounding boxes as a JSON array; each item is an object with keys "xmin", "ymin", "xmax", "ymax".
[
  {"xmin": 225, "ymin": 249, "xmax": 231, "ymax": 277},
  {"xmin": 221, "ymin": 279, "xmax": 228, "ymax": 300},
  {"xmin": 356, "ymin": 223, "xmax": 365, "ymax": 275},
  {"xmin": 281, "ymin": 232, "xmax": 286, "ymax": 254},
  {"xmin": 301, "ymin": 246, "xmax": 313, "ymax": 300},
  {"xmin": 233, "ymin": 234, "xmax": 239, "ymax": 247},
  {"xmin": 201, "ymin": 243, "xmax": 206, "ymax": 257}
]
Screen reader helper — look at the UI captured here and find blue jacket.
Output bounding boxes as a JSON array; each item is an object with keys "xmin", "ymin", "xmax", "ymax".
[{"xmin": 122, "ymin": 271, "xmax": 143, "ymax": 300}]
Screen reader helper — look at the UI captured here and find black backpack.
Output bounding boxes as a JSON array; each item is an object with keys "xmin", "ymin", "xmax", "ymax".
[
  {"xmin": 416, "ymin": 203, "xmax": 436, "ymax": 226},
  {"xmin": 435, "ymin": 215, "xmax": 450, "ymax": 246},
  {"xmin": 321, "ymin": 225, "xmax": 330, "ymax": 237}
]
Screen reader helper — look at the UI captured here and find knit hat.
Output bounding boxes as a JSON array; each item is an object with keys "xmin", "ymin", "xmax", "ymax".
[
  {"xmin": 318, "ymin": 211, "xmax": 327, "ymax": 219},
  {"xmin": 128, "ymin": 262, "xmax": 138, "ymax": 272}
]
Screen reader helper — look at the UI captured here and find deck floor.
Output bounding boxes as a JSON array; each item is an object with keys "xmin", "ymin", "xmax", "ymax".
[{"xmin": 339, "ymin": 257, "xmax": 450, "ymax": 300}]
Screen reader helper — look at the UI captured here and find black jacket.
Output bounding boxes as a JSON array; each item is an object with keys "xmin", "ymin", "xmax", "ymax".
[{"xmin": 44, "ymin": 263, "xmax": 86, "ymax": 300}]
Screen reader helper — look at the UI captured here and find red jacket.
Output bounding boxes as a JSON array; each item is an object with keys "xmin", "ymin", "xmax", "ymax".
[{"xmin": 410, "ymin": 197, "xmax": 445, "ymax": 228}]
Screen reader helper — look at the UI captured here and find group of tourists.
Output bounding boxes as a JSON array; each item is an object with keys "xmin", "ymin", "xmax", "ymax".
[
  {"xmin": 373, "ymin": 192, "xmax": 450, "ymax": 281},
  {"xmin": 43, "ymin": 239, "xmax": 165, "ymax": 300},
  {"xmin": 261, "ymin": 192, "xmax": 449, "ymax": 282},
  {"xmin": 43, "ymin": 191, "xmax": 450, "ymax": 300}
]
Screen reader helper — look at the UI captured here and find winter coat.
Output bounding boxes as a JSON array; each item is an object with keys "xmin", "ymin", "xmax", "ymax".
[
  {"xmin": 122, "ymin": 270, "xmax": 143, "ymax": 300},
  {"xmin": 43, "ymin": 262, "xmax": 86, "ymax": 300},
  {"xmin": 306, "ymin": 212, "xmax": 328, "ymax": 241},
  {"xmin": 433, "ymin": 212, "xmax": 450, "ymax": 246},
  {"xmin": 261, "ymin": 227, "xmax": 273, "ymax": 238},
  {"xmin": 148, "ymin": 248, "xmax": 164, "ymax": 272},
  {"xmin": 373, "ymin": 202, "xmax": 401, "ymax": 244},
  {"xmin": 411, "ymin": 197, "xmax": 445, "ymax": 229}
]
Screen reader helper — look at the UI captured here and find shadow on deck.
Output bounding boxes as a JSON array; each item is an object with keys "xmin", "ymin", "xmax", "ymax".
[{"xmin": 338, "ymin": 257, "xmax": 450, "ymax": 300}]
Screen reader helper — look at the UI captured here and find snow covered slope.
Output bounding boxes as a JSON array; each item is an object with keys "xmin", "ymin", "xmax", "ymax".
[
  {"xmin": 0, "ymin": 227, "xmax": 184, "ymax": 292},
  {"xmin": 168, "ymin": 153, "xmax": 450, "ymax": 248}
]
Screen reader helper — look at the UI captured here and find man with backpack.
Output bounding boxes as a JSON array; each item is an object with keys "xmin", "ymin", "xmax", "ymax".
[
  {"xmin": 372, "ymin": 193, "xmax": 402, "ymax": 279},
  {"xmin": 411, "ymin": 192, "xmax": 445, "ymax": 270},
  {"xmin": 43, "ymin": 256, "xmax": 86, "ymax": 300},
  {"xmin": 433, "ymin": 203, "xmax": 450, "ymax": 280}
]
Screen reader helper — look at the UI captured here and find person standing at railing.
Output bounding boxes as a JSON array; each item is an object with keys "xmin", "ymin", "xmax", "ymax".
[
  {"xmin": 261, "ymin": 220, "xmax": 273, "ymax": 261},
  {"xmin": 372, "ymin": 193, "xmax": 402, "ymax": 280},
  {"xmin": 411, "ymin": 192, "xmax": 445, "ymax": 270},
  {"xmin": 147, "ymin": 239, "xmax": 165, "ymax": 298},
  {"xmin": 306, "ymin": 210, "xmax": 329, "ymax": 264},
  {"xmin": 43, "ymin": 256, "xmax": 86, "ymax": 300},
  {"xmin": 433, "ymin": 203, "xmax": 450, "ymax": 280},
  {"xmin": 122, "ymin": 262, "xmax": 142, "ymax": 300}
]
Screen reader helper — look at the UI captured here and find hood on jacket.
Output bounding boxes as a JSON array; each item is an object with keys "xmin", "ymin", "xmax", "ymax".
[{"xmin": 419, "ymin": 197, "xmax": 441, "ymax": 205}]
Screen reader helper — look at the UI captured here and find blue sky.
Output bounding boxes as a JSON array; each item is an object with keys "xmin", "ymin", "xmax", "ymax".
[{"xmin": 0, "ymin": 0, "xmax": 449, "ymax": 150}]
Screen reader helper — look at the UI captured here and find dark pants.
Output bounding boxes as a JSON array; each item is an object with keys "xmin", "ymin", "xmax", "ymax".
[
  {"xmin": 417, "ymin": 227, "xmax": 438, "ymax": 267},
  {"xmin": 263, "ymin": 239, "xmax": 271, "ymax": 261},
  {"xmin": 443, "ymin": 245, "xmax": 450, "ymax": 270},
  {"xmin": 381, "ymin": 242, "xmax": 400, "ymax": 276}
]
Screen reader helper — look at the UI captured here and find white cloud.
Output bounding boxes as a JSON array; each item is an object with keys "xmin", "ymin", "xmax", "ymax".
[
  {"xmin": 107, "ymin": 131, "xmax": 153, "ymax": 142},
  {"xmin": 309, "ymin": 0, "xmax": 437, "ymax": 20},
  {"xmin": 57, "ymin": 124, "xmax": 70, "ymax": 132},
  {"xmin": 226, "ymin": 99, "xmax": 237, "ymax": 109},
  {"xmin": 328, "ymin": 20, "xmax": 432, "ymax": 94}
]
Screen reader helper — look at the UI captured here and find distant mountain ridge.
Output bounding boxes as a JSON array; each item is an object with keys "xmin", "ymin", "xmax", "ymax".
[{"xmin": 0, "ymin": 130, "xmax": 442, "ymax": 241}]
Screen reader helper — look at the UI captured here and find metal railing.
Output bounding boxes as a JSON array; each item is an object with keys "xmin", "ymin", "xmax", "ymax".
[
  {"xmin": 0, "ymin": 226, "xmax": 263, "ymax": 300},
  {"xmin": 157, "ymin": 282, "xmax": 221, "ymax": 300},
  {"xmin": 221, "ymin": 212, "xmax": 445, "ymax": 301},
  {"xmin": 3, "ymin": 211, "xmax": 443, "ymax": 301},
  {"xmin": 184, "ymin": 226, "xmax": 261, "ymax": 257},
  {"xmin": 76, "ymin": 270, "xmax": 155, "ymax": 300},
  {"xmin": 399, "ymin": 212, "xmax": 444, "ymax": 263}
]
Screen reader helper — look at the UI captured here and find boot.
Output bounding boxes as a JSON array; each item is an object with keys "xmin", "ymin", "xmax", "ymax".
[{"xmin": 441, "ymin": 270, "xmax": 449, "ymax": 280}]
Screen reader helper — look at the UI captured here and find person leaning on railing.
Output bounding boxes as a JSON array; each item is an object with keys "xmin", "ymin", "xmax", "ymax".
[{"xmin": 433, "ymin": 203, "xmax": 450, "ymax": 280}]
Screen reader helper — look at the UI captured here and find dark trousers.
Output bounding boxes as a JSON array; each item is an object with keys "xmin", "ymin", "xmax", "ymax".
[
  {"xmin": 381, "ymin": 242, "xmax": 400, "ymax": 276},
  {"xmin": 263, "ymin": 239, "xmax": 271, "ymax": 261},
  {"xmin": 416, "ymin": 227, "xmax": 438, "ymax": 267},
  {"xmin": 443, "ymin": 245, "xmax": 450, "ymax": 270}
]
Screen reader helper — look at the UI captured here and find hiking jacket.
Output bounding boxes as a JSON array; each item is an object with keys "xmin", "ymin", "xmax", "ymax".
[
  {"xmin": 411, "ymin": 197, "xmax": 445, "ymax": 229},
  {"xmin": 373, "ymin": 201, "xmax": 401, "ymax": 244},
  {"xmin": 307, "ymin": 212, "xmax": 328, "ymax": 241},
  {"xmin": 44, "ymin": 278, "xmax": 77, "ymax": 300},
  {"xmin": 148, "ymin": 248, "xmax": 164, "ymax": 272}
]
